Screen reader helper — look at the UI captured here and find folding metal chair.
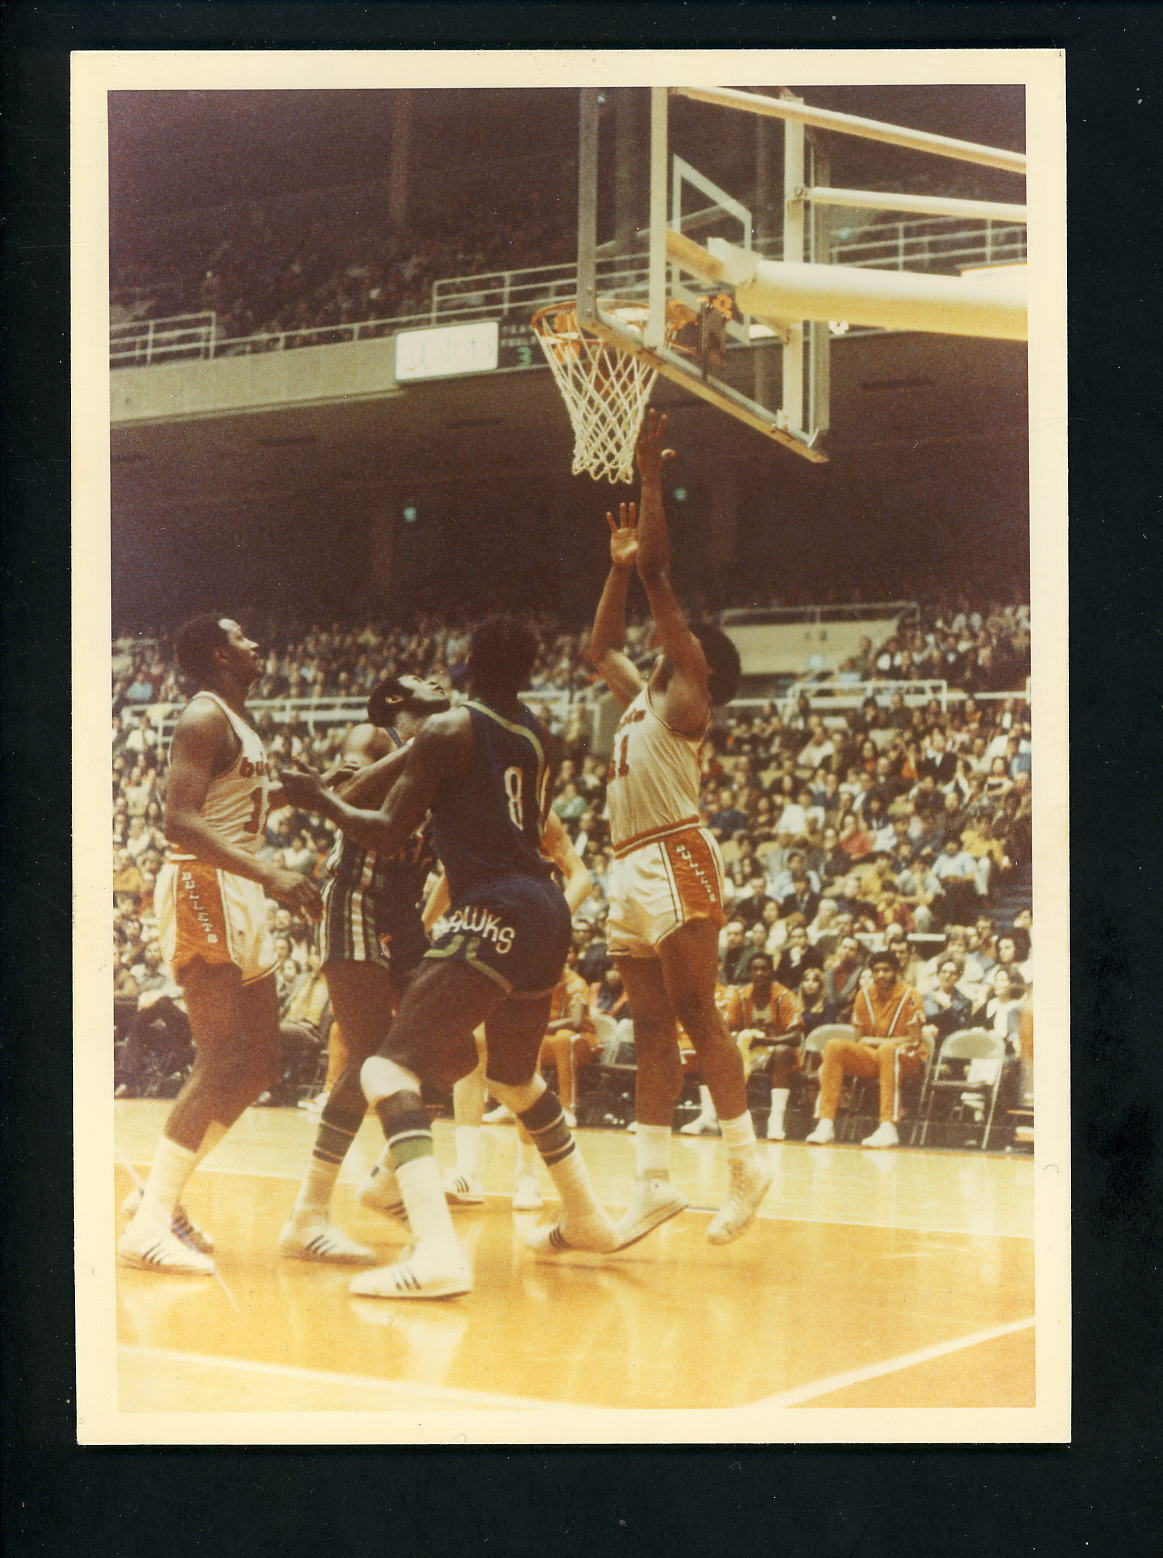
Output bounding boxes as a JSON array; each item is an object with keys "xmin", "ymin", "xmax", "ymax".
[{"xmin": 917, "ymin": 1028, "xmax": 1008, "ymax": 1149}]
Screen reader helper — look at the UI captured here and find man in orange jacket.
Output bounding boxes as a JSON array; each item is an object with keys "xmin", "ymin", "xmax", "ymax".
[{"xmin": 805, "ymin": 950, "xmax": 927, "ymax": 1149}]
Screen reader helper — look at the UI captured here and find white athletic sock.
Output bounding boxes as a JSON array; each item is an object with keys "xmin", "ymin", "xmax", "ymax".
[
  {"xmin": 696, "ymin": 1084, "xmax": 718, "ymax": 1122},
  {"xmin": 194, "ymin": 1122, "xmax": 228, "ymax": 1168},
  {"xmin": 767, "ymin": 1089, "xmax": 790, "ymax": 1132},
  {"xmin": 542, "ymin": 1143, "xmax": 603, "ymax": 1225},
  {"xmin": 396, "ymin": 1156, "xmax": 461, "ymax": 1253},
  {"xmin": 292, "ymin": 1156, "xmax": 342, "ymax": 1219},
  {"xmin": 514, "ymin": 1135, "xmax": 539, "ymax": 1179},
  {"xmin": 136, "ymin": 1137, "xmax": 198, "ymax": 1226},
  {"xmin": 635, "ymin": 1123, "xmax": 672, "ymax": 1179},
  {"xmin": 719, "ymin": 1110, "xmax": 759, "ymax": 1159},
  {"xmin": 454, "ymin": 1124, "xmax": 482, "ymax": 1179}
]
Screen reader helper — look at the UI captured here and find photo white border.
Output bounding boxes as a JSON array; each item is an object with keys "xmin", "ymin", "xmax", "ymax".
[{"xmin": 73, "ymin": 45, "xmax": 1069, "ymax": 1446}]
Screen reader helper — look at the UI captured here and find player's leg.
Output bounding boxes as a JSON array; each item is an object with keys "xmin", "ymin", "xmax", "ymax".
[
  {"xmin": 445, "ymin": 1030, "xmax": 488, "ymax": 1204},
  {"xmin": 119, "ymin": 962, "xmax": 280, "ymax": 1273},
  {"xmin": 861, "ymin": 1042, "xmax": 926, "ymax": 1148},
  {"xmin": 511, "ymin": 1117, "xmax": 544, "ymax": 1210},
  {"xmin": 484, "ymin": 995, "xmax": 618, "ymax": 1254},
  {"xmin": 539, "ymin": 1030, "xmax": 581, "ymax": 1124},
  {"xmin": 806, "ymin": 1038, "xmax": 878, "ymax": 1143},
  {"xmin": 657, "ymin": 919, "xmax": 772, "ymax": 1245},
  {"xmin": 281, "ymin": 958, "xmax": 396, "ymax": 1263},
  {"xmin": 351, "ymin": 958, "xmax": 506, "ymax": 1299},
  {"xmin": 765, "ymin": 1043, "xmax": 800, "ymax": 1141},
  {"xmin": 612, "ymin": 955, "xmax": 690, "ymax": 1243}
]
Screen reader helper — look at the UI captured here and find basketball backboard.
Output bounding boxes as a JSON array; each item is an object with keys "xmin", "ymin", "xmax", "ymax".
[{"xmin": 574, "ymin": 84, "xmax": 1028, "ymax": 465}]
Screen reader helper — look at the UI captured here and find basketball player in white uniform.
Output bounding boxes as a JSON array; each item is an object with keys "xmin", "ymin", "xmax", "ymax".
[
  {"xmin": 588, "ymin": 411, "xmax": 772, "ymax": 1246},
  {"xmin": 119, "ymin": 616, "xmax": 320, "ymax": 1273}
]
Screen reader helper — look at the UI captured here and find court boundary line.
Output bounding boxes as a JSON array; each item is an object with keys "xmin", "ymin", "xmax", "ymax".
[
  {"xmin": 753, "ymin": 1315, "xmax": 1036, "ymax": 1409},
  {"xmin": 114, "ymin": 1160, "xmax": 1035, "ymax": 1241},
  {"xmin": 117, "ymin": 1343, "xmax": 605, "ymax": 1412}
]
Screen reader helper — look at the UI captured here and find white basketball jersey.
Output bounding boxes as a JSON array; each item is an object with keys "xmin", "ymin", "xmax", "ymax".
[
  {"xmin": 606, "ymin": 687, "xmax": 706, "ymax": 853},
  {"xmin": 171, "ymin": 691, "xmax": 270, "ymax": 856}
]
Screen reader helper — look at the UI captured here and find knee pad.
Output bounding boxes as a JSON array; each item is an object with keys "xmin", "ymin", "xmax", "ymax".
[{"xmin": 360, "ymin": 1054, "xmax": 418, "ymax": 1105}]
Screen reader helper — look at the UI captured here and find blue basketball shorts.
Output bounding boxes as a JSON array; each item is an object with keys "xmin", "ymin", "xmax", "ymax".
[{"xmin": 424, "ymin": 872, "xmax": 571, "ymax": 997}]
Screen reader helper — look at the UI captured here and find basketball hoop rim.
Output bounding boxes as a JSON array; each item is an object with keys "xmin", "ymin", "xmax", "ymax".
[{"xmin": 530, "ymin": 298, "xmax": 697, "ymax": 361}]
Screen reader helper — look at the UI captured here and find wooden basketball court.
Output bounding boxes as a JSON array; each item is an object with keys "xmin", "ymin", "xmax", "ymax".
[{"xmin": 114, "ymin": 1101, "xmax": 1034, "ymax": 1415}]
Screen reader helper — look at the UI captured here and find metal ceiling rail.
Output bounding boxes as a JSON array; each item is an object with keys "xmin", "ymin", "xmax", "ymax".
[{"xmin": 672, "ymin": 85, "xmax": 1027, "ymax": 176}]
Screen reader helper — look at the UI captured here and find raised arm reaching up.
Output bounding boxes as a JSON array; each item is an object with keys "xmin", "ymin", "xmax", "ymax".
[
  {"xmin": 586, "ymin": 499, "xmax": 646, "ymax": 709},
  {"xmin": 633, "ymin": 409, "xmax": 714, "ymax": 735}
]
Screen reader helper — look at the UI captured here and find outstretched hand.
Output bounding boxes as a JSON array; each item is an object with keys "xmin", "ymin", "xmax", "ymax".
[
  {"xmin": 278, "ymin": 764, "xmax": 328, "ymax": 812},
  {"xmin": 606, "ymin": 501, "xmax": 639, "ymax": 570},
  {"xmin": 265, "ymin": 866, "xmax": 323, "ymax": 921},
  {"xmin": 635, "ymin": 408, "xmax": 675, "ymax": 479}
]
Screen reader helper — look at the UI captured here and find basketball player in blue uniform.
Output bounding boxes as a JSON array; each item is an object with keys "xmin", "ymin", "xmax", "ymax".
[
  {"xmin": 279, "ymin": 672, "xmax": 450, "ymax": 1263},
  {"xmin": 280, "ymin": 617, "xmax": 622, "ymax": 1298}
]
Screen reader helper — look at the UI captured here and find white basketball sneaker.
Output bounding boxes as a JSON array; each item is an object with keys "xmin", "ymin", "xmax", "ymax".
[
  {"xmin": 356, "ymin": 1161, "xmax": 408, "ymax": 1221},
  {"xmin": 804, "ymin": 1120, "xmax": 836, "ymax": 1145},
  {"xmin": 349, "ymin": 1242, "xmax": 472, "ymax": 1300},
  {"xmin": 278, "ymin": 1215, "xmax": 375, "ymax": 1264},
  {"xmin": 706, "ymin": 1153, "xmax": 773, "ymax": 1245},
  {"xmin": 121, "ymin": 1188, "xmax": 216, "ymax": 1255},
  {"xmin": 862, "ymin": 1121, "xmax": 899, "ymax": 1149},
  {"xmin": 614, "ymin": 1176, "xmax": 689, "ymax": 1248},
  {"xmin": 524, "ymin": 1210, "xmax": 620, "ymax": 1255},
  {"xmin": 117, "ymin": 1221, "xmax": 216, "ymax": 1275},
  {"xmin": 442, "ymin": 1170, "xmax": 485, "ymax": 1206},
  {"xmin": 512, "ymin": 1175, "xmax": 544, "ymax": 1211}
]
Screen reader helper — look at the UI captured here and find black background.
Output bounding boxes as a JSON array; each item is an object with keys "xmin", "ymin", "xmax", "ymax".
[{"xmin": 3, "ymin": 3, "xmax": 1160, "ymax": 1554}]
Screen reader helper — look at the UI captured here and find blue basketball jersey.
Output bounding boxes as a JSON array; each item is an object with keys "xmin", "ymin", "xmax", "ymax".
[{"xmin": 431, "ymin": 700, "xmax": 552, "ymax": 901}]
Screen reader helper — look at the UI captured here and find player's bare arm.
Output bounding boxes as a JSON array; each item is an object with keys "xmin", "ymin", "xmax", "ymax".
[
  {"xmin": 164, "ymin": 700, "xmax": 321, "ymax": 918},
  {"xmin": 633, "ymin": 409, "xmax": 712, "ymax": 735},
  {"xmin": 422, "ymin": 868, "xmax": 451, "ymax": 932},
  {"xmin": 281, "ymin": 707, "xmax": 472, "ymax": 858},
  {"xmin": 586, "ymin": 501, "xmax": 646, "ymax": 709},
  {"xmin": 330, "ymin": 731, "xmax": 411, "ymax": 809},
  {"xmin": 541, "ymin": 809, "xmax": 593, "ymax": 914}
]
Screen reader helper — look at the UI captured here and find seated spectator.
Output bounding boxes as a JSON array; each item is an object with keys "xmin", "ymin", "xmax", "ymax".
[
  {"xmin": 767, "ymin": 846, "xmax": 821, "ymax": 902},
  {"xmin": 838, "ymin": 811, "xmax": 875, "ymax": 861},
  {"xmin": 774, "ymin": 920, "xmax": 824, "ymax": 991},
  {"xmin": 733, "ymin": 871, "xmax": 778, "ymax": 928},
  {"xmin": 724, "ymin": 952, "xmax": 804, "ymax": 1141},
  {"xmin": 707, "ymin": 785, "xmax": 749, "ymax": 840},
  {"xmin": 778, "ymin": 870, "xmax": 821, "ymax": 925},
  {"xmin": 931, "ymin": 835, "xmax": 981, "ymax": 926},
  {"xmin": 921, "ymin": 954, "xmax": 975, "ymax": 1056},
  {"xmin": 797, "ymin": 964, "xmax": 830, "ymax": 1039},
  {"xmin": 822, "ymin": 932, "xmax": 865, "ymax": 1022},
  {"xmin": 573, "ymin": 917, "xmax": 609, "ymax": 984},
  {"xmin": 1008, "ymin": 907, "xmax": 1033, "ymax": 962},
  {"xmin": 719, "ymin": 918, "xmax": 754, "ymax": 986},
  {"xmin": 984, "ymin": 931, "xmax": 1032, "ymax": 992},
  {"xmin": 885, "ymin": 842, "xmax": 939, "ymax": 931},
  {"xmin": 974, "ymin": 964, "xmax": 1028, "ymax": 1048},
  {"xmin": 807, "ymin": 897, "xmax": 841, "ymax": 958},
  {"xmin": 884, "ymin": 931, "xmax": 924, "ymax": 989},
  {"xmin": 114, "ymin": 943, "xmax": 194, "ymax": 1098},
  {"xmin": 806, "ymin": 949, "xmax": 928, "ymax": 1149},
  {"xmin": 590, "ymin": 962, "xmax": 630, "ymax": 1025},
  {"xmin": 797, "ymin": 715, "xmax": 837, "ymax": 774}
]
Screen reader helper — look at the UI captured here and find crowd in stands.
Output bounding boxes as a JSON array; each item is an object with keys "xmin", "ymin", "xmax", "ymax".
[
  {"xmin": 111, "ymin": 174, "xmax": 574, "ymax": 350},
  {"xmin": 112, "ymin": 599, "xmax": 1033, "ymax": 1136}
]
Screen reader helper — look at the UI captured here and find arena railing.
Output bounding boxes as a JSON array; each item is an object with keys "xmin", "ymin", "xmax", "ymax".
[
  {"xmin": 109, "ymin": 217, "xmax": 1027, "ymax": 368},
  {"xmin": 136, "ymin": 679, "xmax": 1028, "ymax": 747}
]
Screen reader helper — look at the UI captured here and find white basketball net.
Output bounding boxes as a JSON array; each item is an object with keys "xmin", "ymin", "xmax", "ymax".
[{"xmin": 532, "ymin": 304, "xmax": 660, "ymax": 485}]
